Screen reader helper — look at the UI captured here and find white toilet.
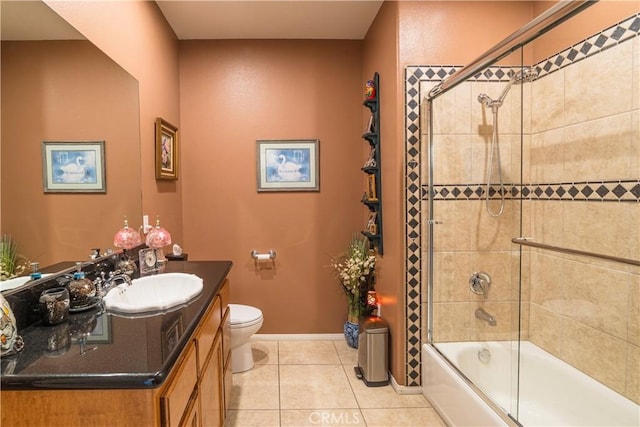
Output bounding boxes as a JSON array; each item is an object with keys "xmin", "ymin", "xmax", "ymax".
[{"xmin": 229, "ymin": 304, "xmax": 264, "ymax": 373}]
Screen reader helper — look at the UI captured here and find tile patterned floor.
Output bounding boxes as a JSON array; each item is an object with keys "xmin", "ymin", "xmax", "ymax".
[{"xmin": 225, "ymin": 340, "xmax": 446, "ymax": 427}]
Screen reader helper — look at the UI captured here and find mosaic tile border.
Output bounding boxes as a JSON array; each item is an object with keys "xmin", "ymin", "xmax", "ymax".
[
  {"xmin": 426, "ymin": 180, "xmax": 640, "ymax": 202},
  {"xmin": 403, "ymin": 14, "xmax": 639, "ymax": 387}
]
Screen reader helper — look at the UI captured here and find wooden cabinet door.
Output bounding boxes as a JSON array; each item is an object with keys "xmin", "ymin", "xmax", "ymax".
[
  {"xmin": 200, "ymin": 330, "xmax": 224, "ymax": 427},
  {"xmin": 161, "ymin": 340, "xmax": 198, "ymax": 427},
  {"xmin": 180, "ymin": 389, "xmax": 200, "ymax": 427}
]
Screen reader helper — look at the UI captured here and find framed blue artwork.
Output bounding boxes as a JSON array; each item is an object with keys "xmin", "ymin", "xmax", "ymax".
[
  {"xmin": 41, "ymin": 141, "xmax": 106, "ymax": 193},
  {"xmin": 256, "ymin": 139, "xmax": 319, "ymax": 192}
]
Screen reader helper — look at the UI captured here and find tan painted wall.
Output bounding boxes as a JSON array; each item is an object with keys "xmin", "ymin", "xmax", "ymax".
[
  {"xmin": 362, "ymin": 0, "xmax": 406, "ymax": 385},
  {"xmin": 1, "ymin": 41, "xmax": 140, "ymax": 266},
  {"xmin": 45, "ymin": 0, "xmax": 183, "ymax": 244},
  {"xmin": 179, "ymin": 40, "xmax": 364, "ymax": 333}
]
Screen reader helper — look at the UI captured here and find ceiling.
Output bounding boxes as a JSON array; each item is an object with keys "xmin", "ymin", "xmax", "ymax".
[{"xmin": 1, "ymin": 1, "xmax": 384, "ymax": 41}]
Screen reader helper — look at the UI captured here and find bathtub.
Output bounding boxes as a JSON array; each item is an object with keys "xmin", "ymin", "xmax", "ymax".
[{"xmin": 423, "ymin": 341, "xmax": 639, "ymax": 426}]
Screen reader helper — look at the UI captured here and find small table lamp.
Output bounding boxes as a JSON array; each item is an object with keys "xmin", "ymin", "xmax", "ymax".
[
  {"xmin": 113, "ymin": 217, "xmax": 142, "ymax": 250},
  {"xmin": 145, "ymin": 216, "xmax": 172, "ymax": 249},
  {"xmin": 113, "ymin": 217, "xmax": 142, "ymax": 276}
]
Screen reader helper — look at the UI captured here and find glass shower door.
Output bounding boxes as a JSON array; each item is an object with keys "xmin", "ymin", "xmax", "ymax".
[{"xmin": 426, "ymin": 49, "xmax": 527, "ymax": 420}]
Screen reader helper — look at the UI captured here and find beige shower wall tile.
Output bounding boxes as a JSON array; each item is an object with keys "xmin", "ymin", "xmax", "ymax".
[
  {"xmin": 431, "ymin": 134, "xmax": 471, "ymax": 184},
  {"xmin": 469, "ymin": 251, "xmax": 514, "ymax": 302},
  {"xmin": 432, "ymin": 200, "xmax": 472, "ymax": 252},
  {"xmin": 432, "ymin": 252, "xmax": 469, "ymax": 303},
  {"xmin": 529, "ymin": 252, "xmax": 564, "ymax": 306},
  {"xmin": 531, "ymin": 68, "xmax": 565, "ymax": 133},
  {"xmin": 629, "ymin": 276, "xmax": 640, "ymax": 346},
  {"xmin": 565, "ymin": 41, "xmax": 633, "ymax": 125},
  {"xmin": 562, "ymin": 260, "xmax": 629, "ymax": 340},
  {"xmin": 563, "ymin": 202, "xmax": 636, "ymax": 262},
  {"xmin": 528, "ymin": 303, "xmax": 562, "ymax": 357},
  {"xmin": 519, "ymin": 301, "xmax": 530, "ymax": 340},
  {"xmin": 515, "ymin": 250, "xmax": 530, "ymax": 302},
  {"xmin": 560, "ymin": 319, "xmax": 627, "ymax": 397},
  {"xmin": 432, "ymin": 302, "xmax": 471, "ymax": 342},
  {"xmin": 529, "ymin": 127, "xmax": 564, "ymax": 183},
  {"xmin": 469, "ymin": 200, "xmax": 519, "ymax": 251},
  {"xmin": 632, "ymin": 110, "xmax": 639, "ymax": 178},
  {"xmin": 470, "ymin": 301, "xmax": 517, "ymax": 342},
  {"xmin": 528, "ymin": 200, "xmax": 564, "ymax": 248},
  {"xmin": 432, "ymin": 81, "xmax": 472, "ymax": 135},
  {"xmin": 626, "ymin": 344, "xmax": 640, "ymax": 404},
  {"xmin": 472, "ymin": 79, "xmax": 527, "ymax": 136},
  {"xmin": 633, "ymin": 37, "xmax": 639, "ymax": 110},
  {"xmin": 564, "ymin": 113, "xmax": 634, "ymax": 182},
  {"xmin": 470, "ymin": 133, "xmax": 519, "ymax": 185}
]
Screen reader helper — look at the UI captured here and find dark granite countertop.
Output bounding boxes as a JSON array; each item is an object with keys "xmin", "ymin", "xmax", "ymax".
[{"xmin": 0, "ymin": 260, "xmax": 232, "ymax": 390}]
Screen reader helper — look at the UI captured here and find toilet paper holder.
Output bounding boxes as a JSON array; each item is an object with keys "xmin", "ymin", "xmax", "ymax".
[{"xmin": 250, "ymin": 249, "xmax": 276, "ymax": 261}]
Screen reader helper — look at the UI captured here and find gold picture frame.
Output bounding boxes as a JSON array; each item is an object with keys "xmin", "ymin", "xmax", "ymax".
[
  {"xmin": 155, "ymin": 118, "xmax": 178, "ymax": 180},
  {"xmin": 367, "ymin": 174, "xmax": 378, "ymax": 201}
]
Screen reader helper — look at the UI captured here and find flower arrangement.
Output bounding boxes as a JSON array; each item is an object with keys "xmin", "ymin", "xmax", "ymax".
[
  {"xmin": 0, "ymin": 234, "xmax": 29, "ymax": 281},
  {"xmin": 331, "ymin": 235, "xmax": 376, "ymax": 322}
]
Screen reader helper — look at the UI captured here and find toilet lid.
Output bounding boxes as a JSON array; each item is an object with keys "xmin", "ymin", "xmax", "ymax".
[{"xmin": 229, "ymin": 304, "xmax": 263, "ymax": 326}]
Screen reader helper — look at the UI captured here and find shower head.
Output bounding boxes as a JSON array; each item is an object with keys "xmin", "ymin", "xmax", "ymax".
[
  {"xmin": 513, "ymin": 67, "xmax": 539, "ymax": 84},
  {"xmin": 497, "ymin": 67, "xmax": 538, "ymax": 103}
]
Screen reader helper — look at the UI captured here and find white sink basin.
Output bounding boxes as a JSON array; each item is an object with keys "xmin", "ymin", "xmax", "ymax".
[
  {"xmin": 1, "ymin": 274, "xmax": 52, "ymax": 292},
  {"xmin": 103, "ymin": 272, "xmax": 203, "ymax": 315}
]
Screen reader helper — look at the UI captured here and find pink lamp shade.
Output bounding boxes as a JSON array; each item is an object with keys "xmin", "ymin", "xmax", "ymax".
[
  {"xmin": 146, "ymin": 217, "xmax": 172, "ymax": 249},
  {"xmin": 113, "ymin": 218, "xmax": 142, "ymax": 249}
]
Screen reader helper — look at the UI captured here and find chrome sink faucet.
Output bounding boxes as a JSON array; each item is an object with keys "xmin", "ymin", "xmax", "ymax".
[
  {"xmin": 475, "ymin": 308, "xmax": 497, "ymax": 326},
  {"xmin": 96, "ymin": 272, "xmax": 132, "ymax": 297}
]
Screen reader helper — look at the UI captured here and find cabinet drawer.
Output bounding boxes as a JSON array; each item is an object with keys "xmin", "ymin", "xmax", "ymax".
[
  {"xmin": 161, "ymin": 340, "xmax": 198, "ymax": 427},
  {"xmin": 197, "ymin": 296, "xmax": 222, "ymax": 372}
]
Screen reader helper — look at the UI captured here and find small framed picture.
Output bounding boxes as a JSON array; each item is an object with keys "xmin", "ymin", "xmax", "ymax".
[
  {"xmin": 367, "ymin": 211, "xmax": 378, "ymax": 234},
  {"xmin": 41, "ymin": 141, "xmax": 106, "ymax": 193},
  {"xmin": 363, "ymin": 147, "xmax": 376, "ymax": 168},
  {"xmin": 366, "ymin": 115, "xmax": 375, "ymax": 133},
  {"xmin": 256, "ymin": 139, "xmax": 319, "ymax": 192},
  {"xmin": 367, "ymin": 175, "xmax": 378, "ymax": 201},
  {"xmin": 155, "ymin": 118, "xmax": 178, "ymax": 180}
]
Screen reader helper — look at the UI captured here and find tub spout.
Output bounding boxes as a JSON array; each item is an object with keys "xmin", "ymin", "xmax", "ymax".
[{"xmin": 475, "ymin": 308, "xmax": 496, "ymax": 326}]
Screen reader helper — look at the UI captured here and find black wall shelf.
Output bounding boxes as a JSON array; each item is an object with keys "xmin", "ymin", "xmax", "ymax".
[{"xmin": 361, "ymin": 72, "xmax": 383, "ymax": 255}]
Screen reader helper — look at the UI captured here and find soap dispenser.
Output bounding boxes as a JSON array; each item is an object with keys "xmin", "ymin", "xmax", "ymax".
[
  {"xmin": 68, "ymin": 262, "xmax": 96, "ymax": 308},
  {"xmin": 30, "ymin": 262, "xmax": 42, "ymax": 280}
]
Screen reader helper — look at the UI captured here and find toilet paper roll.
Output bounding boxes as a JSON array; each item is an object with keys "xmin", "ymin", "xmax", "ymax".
[{"xmin": 255, "ymin": 254, "xmax": 271, "ymax": 261}]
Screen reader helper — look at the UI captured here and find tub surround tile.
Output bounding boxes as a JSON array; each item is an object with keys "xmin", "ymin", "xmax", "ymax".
[
  {"xmin": 278, "ymin": 341, "xmax": 341, "ymax": 365},
  {"xmin": 529, "ymin": 127, "xmax": 565, "ymax": 183},
  {"xmin": 561, "ymin": 319, "xmax": 627, "ymax": 397},
  {"xmin": 470, "ymin": 302, "xmax": 517, "ymax": 342},
  {"xmin": 626, "ymin": 344, "xmax": 640, "ymax": 404},
  {"xmin": 360, "ymin": 408, "xmax": 445, "ymax": 427},
  {"xmin": 563, "ymin": 260, "xmax": 629, "ymax": 340},
  {"xmin": 565, "ymin": 41, "xmax": 633, "ymax": 126},
  {"xmin": 563, "ymin": 113, "xmax": 634, "ymax": 182},
  {"xmin": 529, "ymin": 303, "xmax": 563, "ymax": 356},
  {"xmin": 629, "ymin": 277, "xmax": 640, "ymax": 346},
  {"xmin": 432, "ymin": 302, "xmax": 471, "ymax": 342}
]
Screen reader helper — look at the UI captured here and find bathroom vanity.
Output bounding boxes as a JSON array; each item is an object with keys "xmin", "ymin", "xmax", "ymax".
[{"xmin": 0, "ymin": 260, "xmax": 232, "ymax": 427}]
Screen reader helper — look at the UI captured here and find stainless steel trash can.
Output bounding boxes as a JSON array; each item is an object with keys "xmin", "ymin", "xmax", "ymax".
[{"xmin": 354, "ymin": 316, "xmax": 389, "ymax": 386}]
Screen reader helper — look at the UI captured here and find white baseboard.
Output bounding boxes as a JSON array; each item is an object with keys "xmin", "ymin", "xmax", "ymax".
[
  {"xmin": 390, "ymin": 373, "xmax": 423, "ymax": 395},
  {"xmin": 253, "ymin": 333, "xmax": 344, "ymax": 341}
]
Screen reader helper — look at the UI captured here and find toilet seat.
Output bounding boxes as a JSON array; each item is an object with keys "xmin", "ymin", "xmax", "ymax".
[{"xmin": 229, "ymin": 304, "xmax": 263, "ymax": 329}]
